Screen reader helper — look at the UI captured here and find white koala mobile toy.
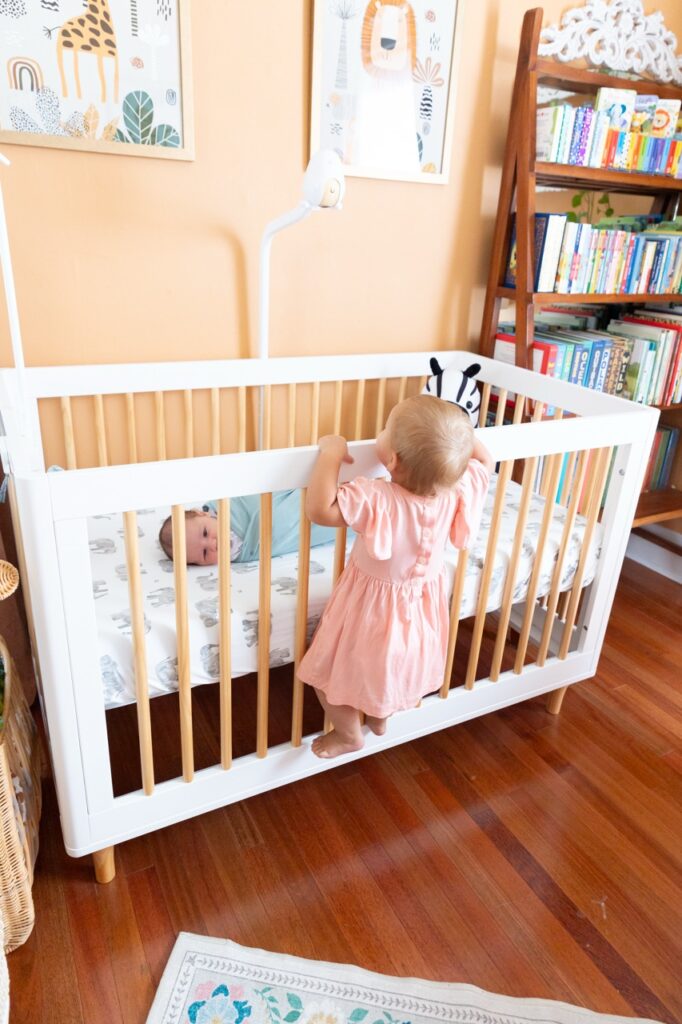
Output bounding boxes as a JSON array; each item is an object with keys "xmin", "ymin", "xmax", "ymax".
[{"xmin": 422, "ymin": 358, "xmax": 482, "ymax": 427}]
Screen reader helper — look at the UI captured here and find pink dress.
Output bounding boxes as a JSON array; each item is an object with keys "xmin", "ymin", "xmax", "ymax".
[{"xmin": 298, "ymin": 459, "xmax": 491, "ymax": 718}]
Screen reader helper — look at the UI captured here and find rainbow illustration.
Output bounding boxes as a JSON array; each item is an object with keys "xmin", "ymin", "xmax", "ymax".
[{"xmin": 7, "ymin": 56, "xmax": 44, "ymax": 92}]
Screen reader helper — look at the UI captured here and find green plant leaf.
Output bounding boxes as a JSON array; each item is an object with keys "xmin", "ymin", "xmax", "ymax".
[
  {"xmin": 571, "ymin": 194, "xmax": 582, "ymax": 207},
  {"xmin": 123, "ymin": 91, "xmax": 154, "ymax": 144},
  {"xmin": 600, "ymin": 193, "xmax": 610, "ymax": 203},
  {"xmin": 566, "ymin": 211, "xmax": 578, "ymax": 223},
  {"xmin": 287, "ymin": 996, "xmax": 303, "ymax": 1010},
  {"xmin": 114, "ymin": 127, "xmax": 128, "ymax": 143},
  {"xmin": 606, "ymin": 207, "xmax": 614, "ymax": 217},
  {"xmin": 150, "ymin": 123, "xmax": 181, "ymax": 147}
]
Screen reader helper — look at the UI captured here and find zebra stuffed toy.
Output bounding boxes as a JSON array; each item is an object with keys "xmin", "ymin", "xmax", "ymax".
[{"xmin": 423, "ymin": 358, "xmax": 482, "ymax": 426}]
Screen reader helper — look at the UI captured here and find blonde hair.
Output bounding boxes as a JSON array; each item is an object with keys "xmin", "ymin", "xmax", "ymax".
[
  {"xmin": 158, "ymin": 509, "xmax": 201, "ymax": 560},
  {"xmin": 388, "ymin": 395, "xmax": 474, "ymax": 496}
]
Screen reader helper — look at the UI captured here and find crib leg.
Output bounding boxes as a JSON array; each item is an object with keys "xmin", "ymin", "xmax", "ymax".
[
  {"xmin": 92, "ymin": 846, "xmax": 116, "ymax": 884},
  {"xmin": 546, "ymin": 686, "xmax": 568, "ymax": 716}
]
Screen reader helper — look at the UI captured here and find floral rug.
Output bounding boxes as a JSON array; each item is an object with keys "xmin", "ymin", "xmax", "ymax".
[{"xmin": 146, "ymin": 934, "xmax": 662, "ymax": 1024}]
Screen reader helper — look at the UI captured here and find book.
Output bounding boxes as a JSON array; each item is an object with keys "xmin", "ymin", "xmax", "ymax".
[
  {"xmin": 632, "ymin": 94, "xmax": 659, "ymax": 134},
  {"xmin": 652, "ymin": 98, "xmax": 682, "ymax": 138},
  {"xmin": 536, "ymin": 106, "xmax": 559, "ymax": 161},
  {"xmin": 596, "ymin": 87, "xmax": 636, "ymax": 131},
  {"xmin": 504, "ymin": 213, "xmax": 568, "ymax": 291}
]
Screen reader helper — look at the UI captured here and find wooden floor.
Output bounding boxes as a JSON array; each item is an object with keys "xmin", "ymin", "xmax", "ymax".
[{"xmin": 8, "ymin": 559, "xmax": 682, "ymax": 1024}]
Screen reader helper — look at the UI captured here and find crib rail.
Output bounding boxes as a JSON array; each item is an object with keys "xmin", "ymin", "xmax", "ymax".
[
  {"xmin": 5, "ymin": 351, "xmax": 658, "ymax": 857},
  {"xmin": 0, "ymin": 350, "xmax": 647, "ymax": 474}
]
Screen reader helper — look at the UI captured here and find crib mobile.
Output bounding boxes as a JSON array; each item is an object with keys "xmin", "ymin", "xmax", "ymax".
[{"xmin": 423, "ymin": 358, "xmax": 481, "ymax": 426}]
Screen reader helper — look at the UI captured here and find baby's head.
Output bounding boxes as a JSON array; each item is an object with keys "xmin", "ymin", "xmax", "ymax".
[
  {"xmin": 159, "ymin": 509, "xmax": 218, "ymax": 566},
  {"xmin": 377, "ymin": 394, "xmax": 474, "ymax": 496}
]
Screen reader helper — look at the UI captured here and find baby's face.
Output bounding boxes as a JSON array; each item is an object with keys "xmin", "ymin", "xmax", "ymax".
[{"xmin": 185, "ymin": 512, "xmax": 218, "ymax": 565}]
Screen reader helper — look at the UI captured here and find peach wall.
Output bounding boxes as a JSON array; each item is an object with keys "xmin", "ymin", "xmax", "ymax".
[{"xmin": 1, "ymin": 0, "xmax": 682, "ymax": 369}]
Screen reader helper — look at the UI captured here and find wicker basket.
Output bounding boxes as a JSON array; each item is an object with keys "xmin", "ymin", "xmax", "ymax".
[{"xmin": 0, "ymin": 633, "xmax": 41, "ymax": 952}]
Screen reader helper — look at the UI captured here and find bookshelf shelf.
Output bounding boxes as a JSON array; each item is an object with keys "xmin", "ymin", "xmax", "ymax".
[
  {"xmin": 632, "ymin": 488, "xmax": 682, "ymax": 527},
  {"xmin": 534, "ymin": 60, "xmax": 682, "ymax": 102},
  {"xmin": 480, "ymin": 8, "xmax": 682, "ymax": 531},
  {"xmin": 496, "ymin": 288, "xmax": 682, "ymax": 305},
  {"xmin": 535, "ymin": 162, "xmax": 682, "ymax": 196}
]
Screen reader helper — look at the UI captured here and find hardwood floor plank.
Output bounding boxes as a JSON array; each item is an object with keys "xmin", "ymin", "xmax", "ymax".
[{"xmin": 128, "ymin": 866, "xmax": 176, "ymax": 989}]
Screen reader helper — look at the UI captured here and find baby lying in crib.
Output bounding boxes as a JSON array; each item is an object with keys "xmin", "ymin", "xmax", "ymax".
[{"xmin": 158, "ymin": 491, "xmax": 338, "ymax": 566}]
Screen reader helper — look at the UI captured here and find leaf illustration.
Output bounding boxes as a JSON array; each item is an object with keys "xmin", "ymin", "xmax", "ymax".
[
  {"xmin": 150, "ymin": 123, "xmax": 180, "ymax": 147},
  {"xmin": 83, "ymin": 104, "xmax": 99, "ymax": 139},
  {"xmin": 102, "ymin": 117, "xmax": 120, "ymax": 141},
  {"xmin": 123, "ymin": 90, "xmax": 154, "ymax": 144},
  {"xmin": 114, "ymin": 128, "xmax": 128, "ymax": 143}
]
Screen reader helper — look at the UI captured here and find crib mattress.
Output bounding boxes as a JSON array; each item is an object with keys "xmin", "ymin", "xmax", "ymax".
[{"xmin": 89, "ymin": 476, "xmax": 602, "ymax": 709}]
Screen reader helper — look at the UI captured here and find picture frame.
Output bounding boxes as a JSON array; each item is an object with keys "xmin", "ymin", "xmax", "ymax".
[
  {"xmin": 0, "ymin": 0, "xmax": 193, "ymax": 161},
  {"xmin": 310, "ymin": 0, "xmax": 460, "ymax": 184}
]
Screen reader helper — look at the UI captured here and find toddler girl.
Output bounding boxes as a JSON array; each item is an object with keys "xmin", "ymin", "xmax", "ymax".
[{"xmin": 298, "ymin": 394, "xmax": 493, "ymax": 759}]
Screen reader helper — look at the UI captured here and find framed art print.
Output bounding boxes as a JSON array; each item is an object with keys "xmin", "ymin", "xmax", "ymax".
[
  {"xmin": 311, "ymin": 0, "xmax": 460, "ymax": 184},
  {"xmin": 0, "ymin": 0, "xmax": 193, "ymax": 159}
]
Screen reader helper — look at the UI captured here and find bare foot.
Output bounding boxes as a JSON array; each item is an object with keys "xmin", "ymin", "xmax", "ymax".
[
  {"xmin": 311, "ymin": 730, "xmax": 364, "ymax": 759},
  {"xmin": 365, "ymin": 715, "xmax": 387, "ymax": 736}
]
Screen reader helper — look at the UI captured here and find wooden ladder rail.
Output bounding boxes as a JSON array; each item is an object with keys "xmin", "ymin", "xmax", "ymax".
[{"xmin": 479, "ymin": 7, "xmax": 543, "ymax": 368}]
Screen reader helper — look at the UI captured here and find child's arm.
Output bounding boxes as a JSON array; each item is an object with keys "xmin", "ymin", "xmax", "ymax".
[
  {"xmin": 471, "ymin": 434, "xmax": 494, "ymax": 474},
  {"xmin": 305, "ymin": 435, "xmax": 354, "ymax": 527}
]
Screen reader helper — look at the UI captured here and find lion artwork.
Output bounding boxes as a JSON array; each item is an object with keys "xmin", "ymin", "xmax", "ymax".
[{"xmin": 350, "ymin": 0, "xmax": 420, "ymax": 174}]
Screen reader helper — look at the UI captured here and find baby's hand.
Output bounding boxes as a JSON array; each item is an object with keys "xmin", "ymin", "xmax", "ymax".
[{"xmin": 318, "ymin": 434, "xmax": 354, "ymax": 464}]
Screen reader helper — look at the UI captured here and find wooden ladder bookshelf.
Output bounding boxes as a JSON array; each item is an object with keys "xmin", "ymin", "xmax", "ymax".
[{"xmin": 479, "ymin": 6, "xmax": 682, "ymax": 531}]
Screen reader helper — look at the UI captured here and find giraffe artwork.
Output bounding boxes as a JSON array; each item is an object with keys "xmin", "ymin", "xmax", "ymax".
[
  {"xmin": 56, "ymin": 0, "xmax": 120, "ymax": 103},
  {"xmin": 0, "ymin": 0, "xmax": 191, "ymax": 158}
]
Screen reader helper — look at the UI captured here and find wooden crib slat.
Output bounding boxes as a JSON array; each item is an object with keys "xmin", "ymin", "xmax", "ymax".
[
  {"xmin": 465, "ymin": 459, "xmax": 513, "ymax": 690},
  {"xmin": 490, "ymin": 455, "xmax": 538, "ymax": 682},
  {"xmin": 333, "ymin": 528, "xmax": 347, "ymax": 583},
  {"xmin": 531, "ymin": 400, "xmax": 544, "ymax": 423},
  {"xmin": 418, "ymin": 375, "xmax": 427, "ymax": 393},
  {"xmin": 536, "ymin": 449, "xmax": 589, "ymax": 667},
  {"xmin": 375, "ymin": 378, "xmax": 387, "ymax": 436},
  {"xmin": 183, "ymin": 390, "xmax": 194, "ymax": 458},
  {"xmin": 154, "ymin": 391, "xmax": 166, "ymax": 461},
  {"xmin": 60, "ymin": 397, "xmax": 77, "ymax": 470},
  {"xmin": 263, "ymin": 385, "xmax": 272, "ymax": 451},
  {"xmin": 355, "ymin": 379, "xmax": 366, "ymax": 440},
  {"xmin": 126, "ymin": 393, "xmax": 138, "ymax": 464},
  {"xmin": 218, "ymin": 497, "xmax": 232, "ymax": 769},
  {"xmin": 513, "ymin": 452, "xmax": 563, "ymax": 674},
  {"xmin": 440, "ymin": 549, "xmax": 468, "ymax": 698},
  {"xmin": 557, "ymin": 589, "xmax": 570, "ymax": 621},
  {"xmin": 171, "ymin": 505, "xmax": 194, "ymax": 782},
  {"xmin": 288, "ymin": 383, "xmax": 297, "ymax": 448},
  {"xmin": 311, "ymin": 381, "xmax": 320, "ymax": 444},
  {"xmin": 257, "ymin": 493, "xmax": 272, "ymax": 758},
  {"xmin": 494, "ymin": 389, "xmax": 508, "ymax": 428},
  {"xmin": 559, "ymin": 448, "xmax": 611, "ymax": 659},
  {"xmin": 292, "ymin": 490, "xmax": 311, "ymax": 748},
  {"xmin": 512, "ymin": 393, "xmax": 525, "ymax": 424},
  {"xmin": 211, "ymin": 388, "xmax": 221, "ymax": 456},
  {"xmin": 238, "ymin": 386, "xmax": 247, "ymax": 453},
  {"xmin": 333, "ymin": 380, "xmax": 343, "ymax": 435},
  {"xmin": 479, "ymin": 383, "xmax": 491, "ymax": 426},
  {"xmin": 398, "ymin": 376, "xmax": 408, "ymax": 404},
  {"xmin": 539, "ymin": 410, "xmax": 564, "ymax": 498},
  {"xmin": 123, "ymin": 510, "xmax": 154, "ymax": 795},
  {"xmin": 93, "ymin": 394, "xmax": 108, "ymax": 467}
]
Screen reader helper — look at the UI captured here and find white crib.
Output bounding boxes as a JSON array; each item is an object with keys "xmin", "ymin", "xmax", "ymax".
[{"xmin": 0, "ymin": 350, "xmax": 657, "ymax": 883}]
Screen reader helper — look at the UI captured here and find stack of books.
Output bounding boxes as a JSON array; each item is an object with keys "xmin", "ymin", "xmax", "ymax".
[
  {"xmin": 504, "ymin": 213, "xmax": 682, "ymax": 296},
  {"xmin": 536, "ymin": 88, "xmax": 682, "ymax": 176},
  {"xmin": 493, "ymin": 306, "xmax": 682, "ymax": 407},
  {"xmin": 642, "ymin": 426, "xmax": 680, "ymax": 491}
]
